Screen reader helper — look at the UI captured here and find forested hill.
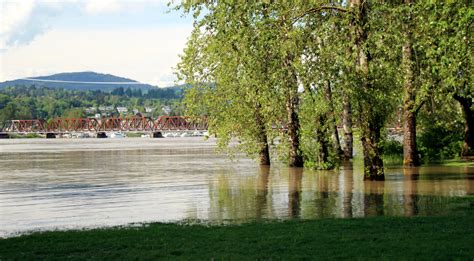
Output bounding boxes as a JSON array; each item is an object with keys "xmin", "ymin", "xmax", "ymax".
[{"xmin": 0, "ymin": 71, "xmax": 162, "ymax": 92}]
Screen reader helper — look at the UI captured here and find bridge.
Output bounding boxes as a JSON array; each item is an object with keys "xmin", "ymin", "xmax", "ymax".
[{"xmin": 0, "ymin": 116, "xmax": 208, "ymax": 138}]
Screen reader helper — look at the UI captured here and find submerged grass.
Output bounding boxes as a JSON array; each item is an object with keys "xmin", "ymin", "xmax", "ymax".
[
  {"xmin": 438, "ymin": 159, "xmax": 474, "ymax": 167},
  {"xmin": 1, "ymin": 197, "xmax": 473, "ymax": 260}
]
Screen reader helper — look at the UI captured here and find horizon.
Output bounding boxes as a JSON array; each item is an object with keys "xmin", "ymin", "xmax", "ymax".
[{"xmin": 0, "ymin": 0, "xmax": 193, "ymax": 87}]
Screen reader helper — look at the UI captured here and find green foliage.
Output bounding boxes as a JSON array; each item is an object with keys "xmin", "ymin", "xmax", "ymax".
[
  {"xmin": 381, "ymin": 139, "xmax": 403, "ymax": 156},
  {"xmin": 177, "ymin": 3, "xmax": 294, "ymax": 160},
  {"xmin": 299, "ymin": 92, "xmax": 336, "ymax": 170},
  {"xmin": 0, "ymin": 86, "xmax": 183, "ymax": 121},
  {"xmin": 177, "ymin": 1, "xmax": 471, "ymax": 170},
  {"xmin": 418, "ymin": 123, "xmax": 463, "ymax": 162}
]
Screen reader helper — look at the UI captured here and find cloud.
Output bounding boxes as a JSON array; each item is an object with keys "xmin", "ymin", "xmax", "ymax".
[
  {"xmin": 83, "ymin": 0, "xmax": 168, "ymax": 15},
  {"xmin": 1, "ymin": 26, "xmax": 192, "ymax": 84},
  {"xmin": 0, "ymin": 0, "xmax": 70, "ymax": 49},
  {"xmin": 84, "ymin": 0, "xmax": 123, "ymax": 14},
  {"xmin": 0, "ymin": 0, "xmax": 35, "ymax": 49},
  {"xmin": 0, "ymin": 0, "xmax": 171, "ymax": 50}
]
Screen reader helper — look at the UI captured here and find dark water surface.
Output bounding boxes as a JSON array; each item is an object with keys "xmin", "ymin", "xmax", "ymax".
[{"xmin": 0, "ymin": 138, "xmax": 472, "ymax": 237}]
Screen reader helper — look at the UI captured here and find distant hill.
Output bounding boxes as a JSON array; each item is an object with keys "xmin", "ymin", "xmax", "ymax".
[{"xmin": 0, "ymin": 71, "xmax": 171, "ymax": 92}]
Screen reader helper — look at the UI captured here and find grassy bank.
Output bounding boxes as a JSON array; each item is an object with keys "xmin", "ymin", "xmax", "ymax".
[{"xmin": 1, "ymin": 198, "xmax": 472, "ymax": 260}]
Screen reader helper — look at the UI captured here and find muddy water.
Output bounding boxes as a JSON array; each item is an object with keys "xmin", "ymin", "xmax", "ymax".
[{"xmin": 0, "ymin": 138, "xmax": 472, "ymax": 237}]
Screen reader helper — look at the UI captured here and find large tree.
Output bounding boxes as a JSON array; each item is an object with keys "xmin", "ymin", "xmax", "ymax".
[{"xmin": 178, "ymin": 2, "xmax": 309, "ymax": 166}]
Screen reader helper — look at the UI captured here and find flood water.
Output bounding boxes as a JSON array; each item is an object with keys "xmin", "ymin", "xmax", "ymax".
[{"xmin": 0, "ymin": 138, "xmax": 472, "ymax": 237}]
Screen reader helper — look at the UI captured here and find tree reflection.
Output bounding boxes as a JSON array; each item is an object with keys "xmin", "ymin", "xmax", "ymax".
[
  {"xmin": 288, "ymin": 167, "xmax": 303, "ymax": 218},
  {"xmin": 403, "ymin": 167, "xmax": 420, "ymax": 216},
  {"xmin": 341, "ymin": 161, "xmax": 354, "ymax": 218},
  {"xmin": 255, "ymin": 166, "xmax": 270, "ymax": 219},
  {"xmin": 364, "ymin": 180, "xmax": 385, "ymax": 216}
]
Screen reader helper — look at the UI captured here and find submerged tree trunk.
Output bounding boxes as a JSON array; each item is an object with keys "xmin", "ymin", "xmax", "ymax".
[
  {"xmin": 360, "ymin": 117, "xmax": 385, "ymax": 180},
  {"xmin": 316, "ymin": 114, "xmax": 330, "ymax": 166},
  {"xmin": 255, "ymin": 108, "xmax": 270, "ymax": 165},
  {"xmin": 402, "ymin": 13, "xmax": 420, "ymax": 167},
  {"xmin": 351, "ymin": 0, "xmax": 384, "ymax": 180},
  {"xmin": 285, "ymin": 55, "xmax": 304, "ymax": 167},
  {"xmin": 342, "ymin": 93, "xmax": 353, "ymax": 160},
  {"xmin": 454, "ymin": 94, "xmax": 474, "ymax": 158},
  {"xmin": 324, "ymin": 81, "xmax": 344, "ymax": 158}
]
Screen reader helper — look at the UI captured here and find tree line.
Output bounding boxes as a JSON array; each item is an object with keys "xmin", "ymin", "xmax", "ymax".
[
  {"xmin": 176, "ymin": 1, "xmax": 472, "ymax": 180},
  {"xmin": 0, "ymin": 85, "xmax": 184, "ymax": 121}
]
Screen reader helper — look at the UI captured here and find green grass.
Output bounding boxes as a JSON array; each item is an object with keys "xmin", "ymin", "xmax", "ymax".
[
  {"xmin": 438, "ymin": 159, "xmax": 474, "ymax": 167},
  {"xmin": 125, "ymin": 132, "xmax": 145, "ymax": 138},
  {"xmin": 6, "ymin": 133, "xmax": 43, "ymax": 139},
  {"xmin": 1, "ymin": 197, "xmax": 473, "ymax": 260}
]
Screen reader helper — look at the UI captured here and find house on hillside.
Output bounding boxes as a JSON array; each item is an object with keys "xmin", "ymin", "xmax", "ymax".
[{"xmin": 117, "ymin": 107, "xmax": 128, "ymax": 114}]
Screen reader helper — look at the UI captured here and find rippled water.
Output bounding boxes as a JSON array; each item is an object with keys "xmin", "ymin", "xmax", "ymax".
[{"xmin": 0, "ymin": 138, "xmax": 472, "ymax": 237}]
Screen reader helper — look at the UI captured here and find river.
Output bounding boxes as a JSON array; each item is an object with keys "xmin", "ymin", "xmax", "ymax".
[{"xmin": 0, "ymin": 137, "xmax": 472, "ymax": 237}]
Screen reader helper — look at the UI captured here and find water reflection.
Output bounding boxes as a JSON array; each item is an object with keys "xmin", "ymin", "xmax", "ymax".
[
  {"xmin": 403, "ymin": 167, "xmax": 419, "ymax": 216},
  {"xmin": 255, "ymin": 166, "xmax": 270, "ymax": 219},
  {"xmin": 288, "ymin": 167, "xmax": 303, "ymax": 218},
  {"xmin": 0, "ymin": 138, "xmax": 473, "ymax": 237}
]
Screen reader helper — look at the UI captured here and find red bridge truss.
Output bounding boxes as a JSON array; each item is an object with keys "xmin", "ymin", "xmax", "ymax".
[{"xmin": 0, "ymin": 116, "xmax": 208, "ymax": 133}]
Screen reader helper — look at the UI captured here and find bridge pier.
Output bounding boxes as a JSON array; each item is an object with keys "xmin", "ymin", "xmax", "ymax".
[
  {"xmin": 153, "ymin": 132, "xmax": 163, "ymax": 138},
  {"xmin": 0, "ymin": 133, "xmax": 10, "ymax": 139},
  {"xmin": 46, "ymin": 133, "xmax": 56, "ymax": 139},
  {"xmin": 97, "ymin": 132, "xmax": 107, "ymax": 138}
]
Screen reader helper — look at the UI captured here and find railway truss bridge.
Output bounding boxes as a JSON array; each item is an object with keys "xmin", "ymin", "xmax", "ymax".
[{"xmin": 0, "ymin": 116, "xmax": 208, "ymax": 138}]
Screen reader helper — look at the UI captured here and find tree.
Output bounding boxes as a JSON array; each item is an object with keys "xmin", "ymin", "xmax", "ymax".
[
  {"xmin": 401, "ymin": 0, "xmax": 421, "ymax": 167},
  {"xmin": 425, "ymin": 1, "xmax": 473, "ymax": 158},
  {"xmin": 178, "ymin": 2, "xmax": 308, "ymax": 166}
]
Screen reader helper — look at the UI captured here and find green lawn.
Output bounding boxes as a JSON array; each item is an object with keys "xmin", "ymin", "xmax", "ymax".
[{"xmin": 1, "ymin": 197, "xmax": 473, "ymax": 260}]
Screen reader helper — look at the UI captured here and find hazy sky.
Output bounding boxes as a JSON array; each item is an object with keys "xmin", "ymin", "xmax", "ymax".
[{"xmin": 0, "ymin": 0, "xmax": 193, "ymax": 86}]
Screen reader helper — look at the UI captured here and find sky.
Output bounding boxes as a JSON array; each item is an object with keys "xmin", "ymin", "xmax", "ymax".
[{"xmin": 0, "ymin": 0, "xmax": 194, "ymax": 87}]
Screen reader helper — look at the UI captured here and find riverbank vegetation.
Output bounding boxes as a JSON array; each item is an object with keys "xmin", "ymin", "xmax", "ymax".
[
  {"xmin": 177, "ymin": 1, "xmax": 472, "ymax": 180},
  {"xmin": 1, "ymin": 196, "xmax": 472, "ymax": 260}
]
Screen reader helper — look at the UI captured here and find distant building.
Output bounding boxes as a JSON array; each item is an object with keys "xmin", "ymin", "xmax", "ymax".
[
  {"xmin": 85, "ymin": 107, "xmax": 96, "ymax": 114},
  {"xmin": 117, "ymin": 107, "xmax": 128, "ymax": 113},
  {"xmin": 98, "ymin": 106, "xmax": 114, "ymax": 112},
  {"xmin": 145, "ymin": 107, "xmax": 154, "ymax": 113},
  {"xmin": 94, "ymin": 113, "xmax": 101, "ymax": 119},
  {"xmin": 162, "ymin": 106, "xmax": 171, "ymax": 115}
]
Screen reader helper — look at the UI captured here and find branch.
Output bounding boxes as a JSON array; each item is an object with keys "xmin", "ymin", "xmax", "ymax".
[
  {"xmin": 292, "ymin": 5, "xmax": 351, "ymax": 25},
  {"xmin": 414, "ymin": 100, "xmax": 426, "ymax": 115}
]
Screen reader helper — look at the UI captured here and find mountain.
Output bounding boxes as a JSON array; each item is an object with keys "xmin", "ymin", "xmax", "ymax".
[{"xmin": 0, "ymin": 71, "xmax": 164, "ymax": 92}]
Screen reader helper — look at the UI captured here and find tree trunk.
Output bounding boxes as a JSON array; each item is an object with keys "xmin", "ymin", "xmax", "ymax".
[
  {"xmin": 454, "ymin": 94, "xmax": 474, "ymax": 157},
  {"xmin": 324, "ymin": 81, "xmax": 344, "ymax": 158},
  {"xmin": 403, "ymin": 109, "xmax": 419, "ymax": 166},
  {"xmin": 287, "ymin": 95, "xmax": 303, "ymax": 167},
  {"xmin": 351, "ymin": 0, "xmax": 384, "ymax": 180},
  {"xmin": 285, "ymin": 55, "xmax": 304, "ymax": 167},
  {"xmin": 402, "ymin": 18, "xmax": 420, "ymax": 167},
  {"xmin": 255, "ymin": 106, "xmax": 271, "ymax": 165},
  {"xmin": 360, "ymin": 113, "xmax": 385, "ymax": 180},
  {"xmin": 342, "ymin": 93, "xmax": 353, "ymax": 160},
  {"xmin": 316, "ymin": 114, "xmax": 329, "ymax": 166}
]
